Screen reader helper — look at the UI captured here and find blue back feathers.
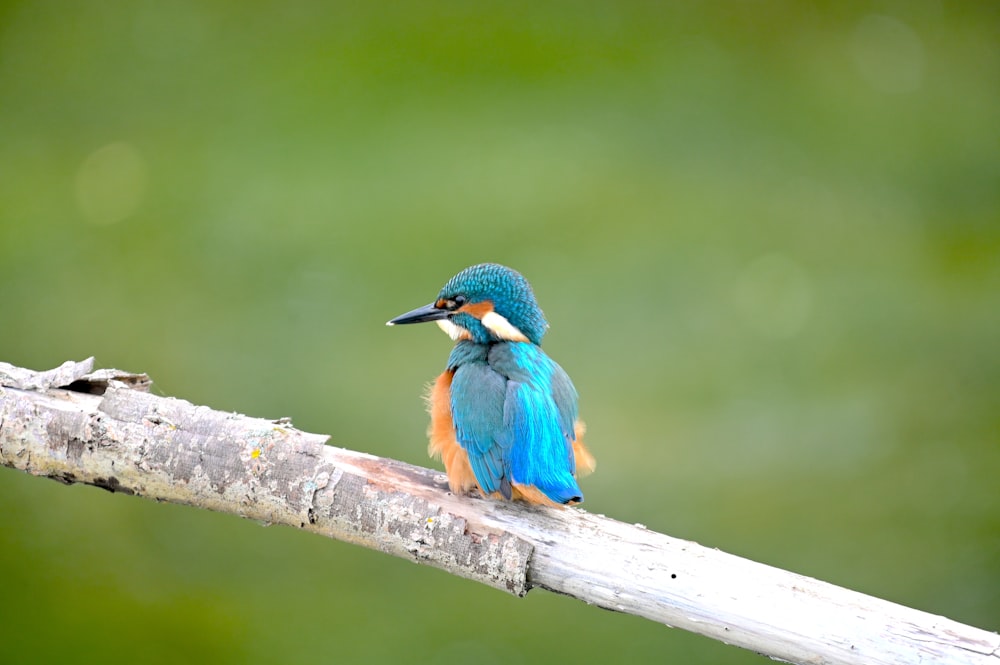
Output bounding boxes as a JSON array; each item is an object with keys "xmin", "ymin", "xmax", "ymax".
[{"xmin": 448, "ymin": 340, "xmax": 583, "ymax": 504}]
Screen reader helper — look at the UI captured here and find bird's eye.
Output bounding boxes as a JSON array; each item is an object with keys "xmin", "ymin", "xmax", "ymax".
[{"xmin": 452, "ymin": 295, "xmax": 467, "ymax": 309}]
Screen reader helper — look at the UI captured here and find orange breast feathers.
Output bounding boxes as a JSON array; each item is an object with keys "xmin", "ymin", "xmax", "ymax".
[
  {"xmin": 426, "ymin": 370, "xmax": 595, "ymax": 504},
  {"xmin": 427, "ymin": 370, "xmax": 479, "ymax": 495}
]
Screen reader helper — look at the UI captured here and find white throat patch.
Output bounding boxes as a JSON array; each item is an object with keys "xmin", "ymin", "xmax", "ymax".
[
  {"xmin": 481, "ymin": 311, "xmax": 530, "ymax": 342},
  {"xmin": 436, "ymin": 319, "xmax": 470, "ymax": 341}
]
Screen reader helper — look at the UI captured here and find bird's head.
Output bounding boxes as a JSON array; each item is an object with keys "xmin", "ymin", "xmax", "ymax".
[{"xmin": 386, "ymin": 263, "xmax": 549, "ymax": 345}]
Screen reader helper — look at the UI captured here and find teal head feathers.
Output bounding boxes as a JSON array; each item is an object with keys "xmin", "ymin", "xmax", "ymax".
[
  {"xmin": 387, "ymin": 263, "xmax": 595, "ymax": 506},
  {"xmin": 386, "ymin": 263, "xmax": 548, "ymax": 345}
]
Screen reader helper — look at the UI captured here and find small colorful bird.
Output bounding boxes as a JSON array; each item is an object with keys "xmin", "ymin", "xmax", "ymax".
[{"xmin": 387, "ymin": 263, "xmax": 595, "ymax": 506}]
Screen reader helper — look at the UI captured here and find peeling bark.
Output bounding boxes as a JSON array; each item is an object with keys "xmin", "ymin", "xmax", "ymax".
[{"xmin": 1, "ymin": 360, "xmax": 997, "ymax": 665}]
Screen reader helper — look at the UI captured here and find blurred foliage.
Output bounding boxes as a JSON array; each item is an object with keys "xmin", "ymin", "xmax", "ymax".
[{"xmin": 1, "ymin": 1, "xmax": 998, "ymax": 662}]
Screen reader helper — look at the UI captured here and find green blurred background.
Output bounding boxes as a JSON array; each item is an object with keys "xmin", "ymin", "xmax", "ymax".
[{"xmin": 1, "ymin": 1, "xmax": 998, "ymax": 662}]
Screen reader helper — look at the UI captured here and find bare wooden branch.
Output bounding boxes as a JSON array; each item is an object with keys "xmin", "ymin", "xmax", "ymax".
[{"xmin": 1, "ymin": 359, "xmax": 997, "ymax": 664}]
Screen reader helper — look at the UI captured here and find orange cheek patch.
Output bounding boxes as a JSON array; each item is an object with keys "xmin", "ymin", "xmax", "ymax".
[{"xmin": 457, "ymin": 300, "xmax": 494, "ymax": 318}]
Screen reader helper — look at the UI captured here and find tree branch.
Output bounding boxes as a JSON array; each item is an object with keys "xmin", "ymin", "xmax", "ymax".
[{"xmin": 1, "ymin": 359, "xmax": 997, "ymax": 664}]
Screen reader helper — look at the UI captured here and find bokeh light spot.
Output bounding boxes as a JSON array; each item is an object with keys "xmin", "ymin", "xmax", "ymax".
[{"xmin": 850, "ymin": 14, "xmax": 925, "ymax": 94}]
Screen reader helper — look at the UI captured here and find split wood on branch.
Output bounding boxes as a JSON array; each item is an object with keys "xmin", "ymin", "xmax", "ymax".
[{"xmin": 0, "ymin": 358, "xmax": 997, "ymax": 665}]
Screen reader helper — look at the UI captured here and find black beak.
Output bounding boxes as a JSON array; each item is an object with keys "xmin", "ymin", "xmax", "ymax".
[{"xmin": 386, "ymin": 302, "xmax": 450, "ymax": 326}]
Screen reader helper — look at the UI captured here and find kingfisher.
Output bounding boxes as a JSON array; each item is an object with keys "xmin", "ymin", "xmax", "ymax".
[{"xmin": 387, "ymin": 263, "xmax": 595, "ymax": 506}]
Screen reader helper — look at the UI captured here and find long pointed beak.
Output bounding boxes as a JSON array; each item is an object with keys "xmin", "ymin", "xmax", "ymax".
[{"xmin": 386, "ymin": 302, "xmax": 450, "ymax": 326}]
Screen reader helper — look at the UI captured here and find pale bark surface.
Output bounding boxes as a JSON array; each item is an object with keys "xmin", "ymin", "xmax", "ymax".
[{"xmin": 1, "ymin": 359, "xmax": 997, "ymax": 665}]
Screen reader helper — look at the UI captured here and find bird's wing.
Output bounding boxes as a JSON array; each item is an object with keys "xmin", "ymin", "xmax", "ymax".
[
  {"xmin": 450, "ymin": 361, "xmax": 513, "ymax": 499},
  {"xmin": 490, "ymin": 343, "xmax": 579, "ymax": 448},
  {"xmin": 500, "ymin": 377, "xmax": 583, "ymax": 504},
  {"xmin": 489, "ymin": 344, "xmax": 583, "ymax": 504}
]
